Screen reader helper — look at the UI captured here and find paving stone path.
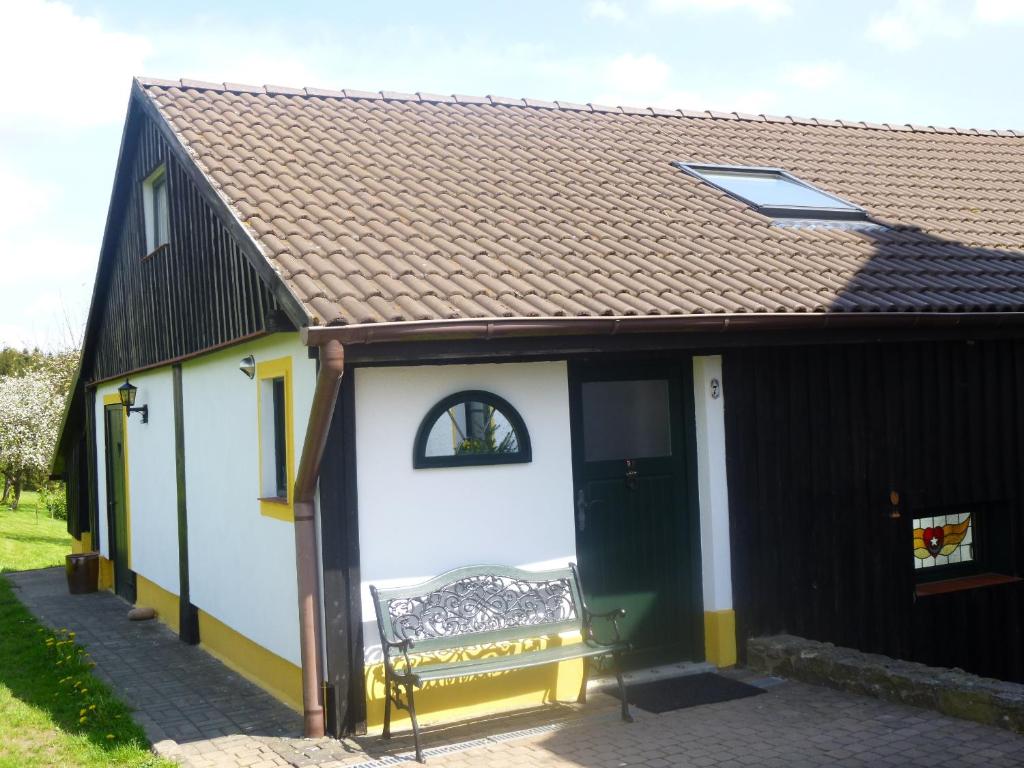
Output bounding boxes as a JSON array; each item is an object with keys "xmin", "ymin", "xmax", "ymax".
[{"xmin": 7, "ymin": 567, "xmax": 1024, "ymax": 767}]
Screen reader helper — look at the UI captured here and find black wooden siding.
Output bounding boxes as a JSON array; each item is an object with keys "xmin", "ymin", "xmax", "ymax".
[
  {"xmin": 65, "ymin": 435, "xmax": 89, "ymax": 539},
  {"xmin": 724, "ymin": 338, "xmax": 1024, "ymax": 683},
  {"xmin": 89, "ymin": 116, "xmax": 284, "ymax": 382}
]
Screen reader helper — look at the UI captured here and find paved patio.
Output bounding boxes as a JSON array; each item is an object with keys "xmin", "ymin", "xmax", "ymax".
[{"xmin": 6, "ymin": 567, "xmax": 1024, "ymax": 767}]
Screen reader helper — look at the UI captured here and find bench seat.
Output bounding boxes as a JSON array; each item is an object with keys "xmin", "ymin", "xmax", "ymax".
[
  {"xmin": 396, "ymin": 639, "xmax": 629, "ymax": 685},
  {"xmin": 370, "ymin": 563, "xmax": 632, "ymax": 762}
]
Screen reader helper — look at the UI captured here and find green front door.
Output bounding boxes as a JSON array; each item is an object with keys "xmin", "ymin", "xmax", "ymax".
[
  {"xmin": 569, "ymin": 362, "xmax": 702, "ymax": 667},
  {"xmin": 104, "ymin": 404, "xmax": 134, "ymax": 602}
]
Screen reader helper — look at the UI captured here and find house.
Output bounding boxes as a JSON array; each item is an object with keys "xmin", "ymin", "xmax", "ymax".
[{"xmin": 54, "ymin": 77, "xmax": 1024, "ymax": 739}]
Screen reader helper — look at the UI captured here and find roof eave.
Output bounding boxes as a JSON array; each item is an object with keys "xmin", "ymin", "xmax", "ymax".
[{"xmin": 301, "ymin": 312, "xmax": 1024, "ymax": 347}]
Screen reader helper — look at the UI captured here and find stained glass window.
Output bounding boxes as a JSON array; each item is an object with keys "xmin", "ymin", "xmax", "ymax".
[{"xmin": 913, "ymin": 513, "xmax": 973, "ymax": 570}]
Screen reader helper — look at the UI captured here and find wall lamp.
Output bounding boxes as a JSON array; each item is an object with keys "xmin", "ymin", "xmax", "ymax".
[
  {"xmin": 118, "ymin": 379, "xmax": 149, "ymax": 423},
  {"xmin": 239, "ymin": 355, "xmax": 256, "ymax": 379}
]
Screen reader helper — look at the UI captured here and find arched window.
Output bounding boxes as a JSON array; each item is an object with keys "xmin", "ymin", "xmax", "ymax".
[{"xmin": 413, "ymin": 390, "xmax": 532, "ymax": 468}]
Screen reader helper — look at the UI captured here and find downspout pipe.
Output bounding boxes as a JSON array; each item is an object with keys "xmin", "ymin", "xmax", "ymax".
[{"xmin": 293, "ymin": 339, "xmax": 345, "ymax": 738}]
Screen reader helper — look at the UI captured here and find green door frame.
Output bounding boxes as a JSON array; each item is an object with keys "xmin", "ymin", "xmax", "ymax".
[
  {"xmin": 568, "ymin": 358, "xmax": 704, "ymax": 666},
  {"xmin": 103, "ymin": 401, "xmax": 135, "ymax": 602}
]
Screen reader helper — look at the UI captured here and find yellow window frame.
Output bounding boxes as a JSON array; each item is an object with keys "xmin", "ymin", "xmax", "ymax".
[{"xmin": 256, "ymin": 356, "xmax": 295, "ymax": 522}]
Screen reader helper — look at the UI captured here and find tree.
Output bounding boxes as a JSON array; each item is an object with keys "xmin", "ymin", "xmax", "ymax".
[
  {"xmin": 0, "ymin": 347, "xmax": 40, "ymax": 378},
  {"xmin": 0, "ymin": 348, "xmax": 79, "ymax": 510}
]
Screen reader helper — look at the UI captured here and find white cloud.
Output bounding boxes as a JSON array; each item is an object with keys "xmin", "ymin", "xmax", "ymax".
[
  {"xmin": 650, "ymin": 0, "xmax": 792, "ymax": 20},
  {"xmin": 149, "ymin": 24, "xmax": 327, "ymax": 88},
  {"xmin": 604, "ymin": 53, "xmax": 671, "ymax": 94},
  {"xmin": 867, "ymin": 1, "xmax": 1024, "ymax": 51},
  {"xmin": 0, "ymin": 162, "xmax": 93, "ymax": 349},
  {"xmin": 0, "ymin": 0, "xmax": 151, "ymax": 132},
  {"xmin": 974, "ymin": 0, "xmax": 1024, "ymax": 22},
  {"xmin": 868, "ymin": 0, "xmax": 1024, "ymax": 51},
  {"xmin": 594, "ymin": 52, "xmax": 780, "ymax": 113},
  {"xmin": 782, "ymin": 61, "xmax": 846, "ymax": 91},
  {"xmin": 588, "ymin": 1, "xmax": 628, "ymax": 21}
]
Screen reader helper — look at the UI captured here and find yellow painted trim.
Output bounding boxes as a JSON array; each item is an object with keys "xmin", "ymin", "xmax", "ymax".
[
  {"xmin": 97, "ymin": 556, "xmax": 114, "ymax": 591},
  {"xmin": 102, "ymin": 393, "xmax": 131, "ymax": 568},
  {"xmin": 135, "ymin": 574, "xmax": 181, "ymax": 635},
  {"xmin": 197, "ymin": 610, "xmax": 302, "ymax": 712},
  {"xmin": 256, "ymin": 355, "xmax": 295, "ymax": 522},
  {"xmin": 364, "ymin": 634, "xmax": 585, "ymax": 733},
  {"xmin": 704, "ymin": 609, "xmax": 737, "ymax": 668},
  {"xmin": 70, "ymin": 532, "xmax": 93, "ymax": 554}
]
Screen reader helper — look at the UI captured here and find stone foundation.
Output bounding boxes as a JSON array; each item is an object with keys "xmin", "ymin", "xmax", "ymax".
[{"xmin": 748, "ymin": 634, "xmax": 1024, "ymax": 735}]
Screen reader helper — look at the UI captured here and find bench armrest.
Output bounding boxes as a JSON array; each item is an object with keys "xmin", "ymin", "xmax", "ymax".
[
  {"xmin": 382, "ymin": 637, "xmax": 417, "ymax": 674},
  {"xmin": 583, "ymin": 607, "xmax": 627, "ymax": 647}
]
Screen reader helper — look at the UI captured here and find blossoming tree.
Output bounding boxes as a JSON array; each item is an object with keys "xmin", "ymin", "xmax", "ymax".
[{"xmin": 0, "ymin": 349, "xmax": 78, "ymax": 509}]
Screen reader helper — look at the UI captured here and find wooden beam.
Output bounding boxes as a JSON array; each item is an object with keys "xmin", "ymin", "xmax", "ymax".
[{"xmin": 173, "ymin": 364, "xmax": 199, "ymax": 644}]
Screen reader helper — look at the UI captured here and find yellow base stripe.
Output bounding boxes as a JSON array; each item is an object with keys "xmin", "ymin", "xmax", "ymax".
[
  {"xmin": 364, "ymin": 635, "xmax": 585, "ymax": 733},
  {"xmin": 70, "ymin": 532, "xmax": 93, "ymax": 554},
  {"xmin": 97, "ymin": 556, "xmax": 114, "ymax": 591},
  {"xmin": 704, "ymin": 609, "xmax": 737, "ymax": 668},
  {"xmin": 197, "ymin": 610, "xmax": 303, "ymax": 713},
  {"xmin": 135, "ymin": 574, "xmax": 181, "ymax": 635}
]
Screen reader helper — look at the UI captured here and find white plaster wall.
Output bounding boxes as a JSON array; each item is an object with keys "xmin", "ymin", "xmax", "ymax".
[
  {"xmin": 182, "ymin": 333, "xmax": 316, "ymax": 665},
  {"xmin": 355, "ymin": 361, "xmax": 577, "ymax": 660},
  {"xmin": 94, "ymin": 370, "xmax": 179, "ymax": 594},
  {"xmin": 693, "ymin": 355, "xmax": 733, "ymax": 612}
]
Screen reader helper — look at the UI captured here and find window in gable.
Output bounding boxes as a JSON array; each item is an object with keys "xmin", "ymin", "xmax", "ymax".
[
  {"xmin": 142, "ymin": 164, "xmax": 170, "ymax": 254},
  {"xmin": 675, "ymin": 163, "xmax": 868, "ymax": 221}
]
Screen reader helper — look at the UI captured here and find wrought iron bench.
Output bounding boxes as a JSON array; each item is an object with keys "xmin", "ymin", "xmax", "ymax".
[{"xmin": 369, "ymin": 563, "xmax": 632, "ymax": 762}]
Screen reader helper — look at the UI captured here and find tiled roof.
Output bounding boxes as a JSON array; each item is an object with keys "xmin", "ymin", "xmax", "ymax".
[{"xmin": 140, "ymin": 78, "xmax": 1024, "ymax": 326}]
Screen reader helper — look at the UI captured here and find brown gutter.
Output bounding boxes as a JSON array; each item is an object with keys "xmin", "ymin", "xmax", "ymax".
[
  {"xmin": 293, "ymin": 339, "xmax": 346, "ymax": 737},
  {"xmin": 302, "ymin": 311, "xmax": 1024, "ymax": 346}
]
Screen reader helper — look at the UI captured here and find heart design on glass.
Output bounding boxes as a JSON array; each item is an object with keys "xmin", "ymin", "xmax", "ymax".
[{"xmin": 922, "ymin": 526, "xmax": 945, "ymax": 557}]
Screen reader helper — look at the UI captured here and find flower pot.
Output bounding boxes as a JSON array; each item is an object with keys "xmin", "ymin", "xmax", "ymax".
[{"xmin": 66, "ymin": 552, "xmax": 99, "ymax": 594}]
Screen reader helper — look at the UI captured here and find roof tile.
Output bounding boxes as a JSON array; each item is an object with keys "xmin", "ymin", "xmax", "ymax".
[
  {"xmin": 264, "ymin": 84, "xmax": 305, "ymax": 96},
  {"xmin": 179, "ymin": 78, "xmax": 223, "ymax": 90},
  {"xmin": 143, "ymin": 80, "xmax": 1024, "ymax": 325}
]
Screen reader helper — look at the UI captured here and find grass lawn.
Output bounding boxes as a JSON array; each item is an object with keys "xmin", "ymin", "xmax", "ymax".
[
  {"xmin": 0, "ymin": 579, "xmax": 173, "ymax": 768},
  {"xmin": 0, "ymin": 491, "xmax": 72, "ymax": 574},
  {"xmin": 0, "ymin": 494, "xmax": 173, "ymax": 767}
]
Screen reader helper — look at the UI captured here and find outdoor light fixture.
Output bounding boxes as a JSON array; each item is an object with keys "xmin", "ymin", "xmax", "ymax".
[
  {"xmin": 118, "ymin": 379, "xmax": 149, "ymax": 423},
  {"xmin": 239, "ymin": 355, "xmax": 256, "ymax": 379}
]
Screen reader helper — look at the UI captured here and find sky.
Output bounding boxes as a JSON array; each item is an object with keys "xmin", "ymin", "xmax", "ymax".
[{"xmin": 1, "ymin": 0, "xmax": 1023, "ymax": 350}]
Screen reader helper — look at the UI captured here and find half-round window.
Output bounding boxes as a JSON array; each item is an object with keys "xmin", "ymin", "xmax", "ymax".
[{"xmin": 413, "ymin": 390, "xmax": 532, "ymax": 469}]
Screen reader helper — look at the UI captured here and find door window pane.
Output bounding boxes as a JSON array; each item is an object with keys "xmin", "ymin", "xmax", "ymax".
[{"xmin": 581, "ymin": 379, "xmax": 671, "ymax": 461}]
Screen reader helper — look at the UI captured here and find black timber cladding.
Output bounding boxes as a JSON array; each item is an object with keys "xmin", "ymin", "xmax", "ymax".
[
  {"xmin": 319, "ymin": 367, "xmax": 366, "ymax": 736},
  {"xmin": 173, "ymin": 363, "xmax": 199, "ymax": 644},
  {"xmin": 65, "ymin": 434, "xmax": 89, "ymax": 539},
  {"xmin": 88, "ymin": 111, "xmax": 287, "ymax": 383},
  {"xmin": 724, "ymin": 338, "xmax": 1024, "ymax": 683}
]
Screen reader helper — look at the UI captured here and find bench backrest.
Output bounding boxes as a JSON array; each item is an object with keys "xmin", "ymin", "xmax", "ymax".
[{"xmin": 370, "ymin": 564, "xmax": 585, "ymax": 655}]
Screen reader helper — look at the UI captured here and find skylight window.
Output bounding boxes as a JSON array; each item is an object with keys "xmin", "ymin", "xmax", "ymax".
[{"xmin": 676, "ymin": 163, "xmax": 867, "ymax": 221}]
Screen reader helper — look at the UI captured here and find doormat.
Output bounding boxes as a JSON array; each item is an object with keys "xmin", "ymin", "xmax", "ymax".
[{"xmin": 611, "ymin": 672, "xmax": 764, "ymax": 714}]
